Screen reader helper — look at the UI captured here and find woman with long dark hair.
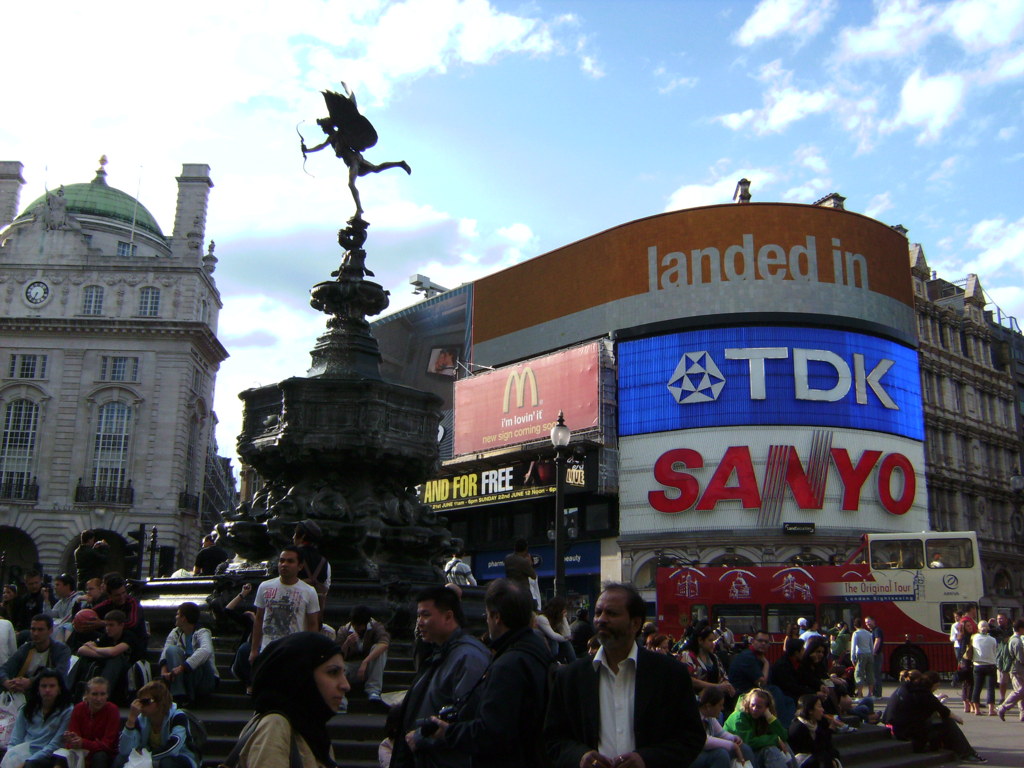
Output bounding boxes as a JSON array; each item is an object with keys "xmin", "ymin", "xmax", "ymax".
[
  {"xmin": 237, "ymin": 631, "xmax": 350, "ymax": 767},
  {"xmin": 6, "ymin": 668, "xmax": 74, "ymax": 768},
  {"xmin": 787, "ymin": 694, "xmax": 841, "ymax": 768},
  {"xmin": 683, "ymin": 625, "xmax": 735, "ymax": 699},
  {"xmin": 536, "ymin": 597, "xmax": 574, "ymax": 663}
]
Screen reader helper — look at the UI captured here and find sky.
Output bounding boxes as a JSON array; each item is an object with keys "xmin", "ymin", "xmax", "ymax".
[{"xmin": 3, "ymin": 0, "xmax": 1023, "ymax": 466}]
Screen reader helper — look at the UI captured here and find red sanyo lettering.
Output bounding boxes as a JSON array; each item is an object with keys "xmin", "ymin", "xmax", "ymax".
[{"xmin": 648, "ymin": 446, "xmax": 914, "ymax": 515}]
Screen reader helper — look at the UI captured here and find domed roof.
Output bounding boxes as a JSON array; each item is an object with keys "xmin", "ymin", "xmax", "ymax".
[{"xmin": 16, "ymin": 165, "xmax": 164, "ymax": 238}]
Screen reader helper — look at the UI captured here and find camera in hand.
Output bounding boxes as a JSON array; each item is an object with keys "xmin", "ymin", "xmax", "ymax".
[{"xmin": 416, "ymin": 704, "xmax": 460, "ymax": 737}]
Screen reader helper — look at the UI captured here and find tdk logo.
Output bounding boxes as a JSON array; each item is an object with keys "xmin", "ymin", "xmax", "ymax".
[{"xmin": 667, "ymin": 347, "xmax": 897, "ymax": 409}]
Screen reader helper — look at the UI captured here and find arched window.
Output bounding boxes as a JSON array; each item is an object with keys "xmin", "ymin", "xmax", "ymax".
[
  {"xmin": 138, "ymin": 287, "xmax": 160, "ymax": 317},
  {"xmin": 93, "ymin": 401, "xmax": 132, "ymax": 488},
  {"xmin": 0, "ymin": 399, "xmax": 39, "ymax": 499},
  {"xmin": 82, "ymin": 286, "xmax": 104, "ymax": 316}
]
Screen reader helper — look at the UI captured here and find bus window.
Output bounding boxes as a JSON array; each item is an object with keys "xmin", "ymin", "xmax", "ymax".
[
  {"xmin": 714, "ymin": 605, "xmax": 762, "ymax": 639},
  {"xmin": 926, "ymin": 538, "xmax": 974, "ymax": 569},
  {"xmin": 870, "ymin": 539, "xmax": 924, "ymax": 570},
  {"xmin": 690, "ymin": 604, "xmax": 709, "ymax": 627},
  {"xmin": 819, "ymin": 603, "xmax": 859, "ymax": 634},
  {"xmin": 767, "ymin": 605, "xmax": 807, "ymax": 635},
  {"xmin": 941, "ymin": 602, "xmax": 977, "ymax": 632}
]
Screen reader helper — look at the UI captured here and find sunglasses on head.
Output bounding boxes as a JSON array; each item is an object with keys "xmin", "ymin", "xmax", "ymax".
[{"xmin": 138, "ymin": 698, "xmax": 154, "ymax": 706}]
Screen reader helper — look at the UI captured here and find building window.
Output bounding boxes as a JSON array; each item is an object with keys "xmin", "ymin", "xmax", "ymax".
[
  {"xmin": 191, "ymin": 367, "xmax": 204, "ymax": 392},
  {"xmin": 185, "ymin": 418, "xmax": 200, "ymax": 492},
  {"xmin": 116, "ymin": 241, "xmax": 138, "ymax": 258},
  {"xmin": 7, "ymin": 354, "xmax": 47, "ymax": 379},
  {"xmin": 0, "ymin": 399, "xmax": 39, "ymax": 498},
  {"xmin": 100, "ymin": 356, "xmax": 139, "ymax": 382},
  {"xmin": 138, "ymin": 287, "xmax": 160, "ymax": 317},
  {"xmin": 82, "ymin": 286, "xmax": 104, "ymax": 316},
  {"xmin": 92, "ymin": 401, "xmax": 132, "ymax": 488}
]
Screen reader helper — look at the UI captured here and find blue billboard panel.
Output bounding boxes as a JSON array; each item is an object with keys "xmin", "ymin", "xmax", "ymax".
[{"xmin": 618, "ymin": 326, "xmax": 924, "ymax": 440}]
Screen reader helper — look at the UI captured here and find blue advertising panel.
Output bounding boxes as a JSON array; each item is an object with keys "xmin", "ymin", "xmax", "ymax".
[
  {"xmin": 474, "ymin": 540, "xmax": 601, "ymax": 581},
  {"xmin": 618, "ymin": 326, "xmax": 923, "ymax": 440}
]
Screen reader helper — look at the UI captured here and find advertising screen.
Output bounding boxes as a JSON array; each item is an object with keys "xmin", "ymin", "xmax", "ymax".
[
  {"xmin": 618, "ymin": 326, "xmax": 924, "ymax": 440},
  {"xmin": 619, "ymin": 426, "xmax": 929, "ymax": 534},
  {"xmin": 453, "ymin": 342, "xmax": 601, "ymax": 456}
]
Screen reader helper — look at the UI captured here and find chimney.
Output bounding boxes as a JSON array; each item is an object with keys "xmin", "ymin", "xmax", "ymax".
[
  {"xmin": 891, "ymin": 224, "xmax": 908, "ymax": 236},
  {"xmin": 733, "ymin": 178, "xmax": 751, "ymax": 203},
  {"xmin": 0, "ymin": 161, "xmax": 26, "ymax": 230},
  {"xmin": 171, "ymin": 164, "xmax": 213, "ymax": 260},
  {"xmin": 814, "ymin": 192, "xmax": 846, "ymax": 210}
]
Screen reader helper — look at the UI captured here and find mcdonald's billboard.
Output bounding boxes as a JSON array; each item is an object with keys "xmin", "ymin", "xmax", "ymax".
[{"xmin": 453, "ymin": 341, "xmax": 602, "ymax": 456}]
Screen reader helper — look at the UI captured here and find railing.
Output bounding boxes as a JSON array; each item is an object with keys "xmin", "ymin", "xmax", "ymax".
[
  {"xmin": 74, "ymin": 479, "xmax": 133, "ymax": 505},
  {"xmin": 178, "ymin": 491, "xmax": 200, "ymax": 511},
  {"xmin": 0, "ymin": 478, "xmax": 39, "ymax": 501}
]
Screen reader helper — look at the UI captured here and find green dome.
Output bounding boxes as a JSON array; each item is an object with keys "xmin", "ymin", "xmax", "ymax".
[{"xmin": 17, "ymin": 169, "xmax": 164, "ymax": 238}]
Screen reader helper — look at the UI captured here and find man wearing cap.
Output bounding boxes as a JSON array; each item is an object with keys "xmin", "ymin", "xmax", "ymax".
[{"xmin": 294, "ymin": 520, "xmax": 331, "ymax": 619}]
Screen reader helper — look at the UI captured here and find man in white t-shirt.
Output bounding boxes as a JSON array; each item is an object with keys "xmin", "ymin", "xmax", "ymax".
[{"xmin": 249, "ymin": 547, "xmax": 320, "ymax": 664}]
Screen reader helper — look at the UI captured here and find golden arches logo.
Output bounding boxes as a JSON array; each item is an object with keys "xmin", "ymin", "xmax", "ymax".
[{"xmin": 503, "ymin": 368, "xmax": 539, "ymax": 413}]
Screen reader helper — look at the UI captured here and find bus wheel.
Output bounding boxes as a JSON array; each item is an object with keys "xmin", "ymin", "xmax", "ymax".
[{"xmin": 891, "ymin": 646, "xmax": 928, "ymax": 673}]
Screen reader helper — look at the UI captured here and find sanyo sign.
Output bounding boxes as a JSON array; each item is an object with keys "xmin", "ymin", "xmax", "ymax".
[{"xmin": 618, "ymin": 326, "xmax": 924, "ymax": 441}]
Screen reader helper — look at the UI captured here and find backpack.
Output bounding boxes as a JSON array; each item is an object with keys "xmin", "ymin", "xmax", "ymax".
[{"xmin": 172, "ymin": 709, "xmax": 208, "ymax": 759}]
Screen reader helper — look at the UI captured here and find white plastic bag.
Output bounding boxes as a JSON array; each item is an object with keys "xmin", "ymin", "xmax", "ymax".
[
  {"xmin": 125, "ymin": 748, "xmax": 154, "ymax": 768},
  {"xmin": 0, "ymin": 691, "xmax": 24, "ymax": 748},
  {"xmin": 52, "ymin": 748, "xmax": 86, "ymax": 768},
  {"xmin": 731, "ymin": 760, "xmax": 754, "ymax": 768},
  {"xmin": 527, "ymin": 576, "xmax": 542, "ymax": 609},
  {"xmin": 0, "ymin": 742, "xmax": 31, "ymax": 768}
]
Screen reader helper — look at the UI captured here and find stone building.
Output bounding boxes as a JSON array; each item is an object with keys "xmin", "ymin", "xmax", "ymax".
[
  {"xmin": 910, "ymin": 248, "xmax": 1024, "ymax": 617},
  {"xmin": 0, "ymin": 158, "xmax": 229, "ymax": 581}
]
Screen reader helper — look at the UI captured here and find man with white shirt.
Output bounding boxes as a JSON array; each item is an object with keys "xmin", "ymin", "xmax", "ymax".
[
  {"xmin": 544, "ymin": 582, "xmax": 705, "ymax": 768},
  {"xmin": 249, "ymin": 547, "xmax": 320, "ymax": 664}
]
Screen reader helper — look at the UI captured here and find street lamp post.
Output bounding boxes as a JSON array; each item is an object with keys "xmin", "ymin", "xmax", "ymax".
[{"xmin": 550, "ymin": 411, "xmax": 572, "ymax": 600}]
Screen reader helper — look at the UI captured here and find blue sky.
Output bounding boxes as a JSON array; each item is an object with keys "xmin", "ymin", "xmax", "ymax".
[{"xmin": 3, "ymin": 0, "xmax": 1023, "ymax": 461}]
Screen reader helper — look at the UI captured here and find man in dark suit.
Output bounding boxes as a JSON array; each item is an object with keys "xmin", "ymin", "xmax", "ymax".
[{"xmin": 544, "ymin": 582, "xmax": 705, "ymax": 768}]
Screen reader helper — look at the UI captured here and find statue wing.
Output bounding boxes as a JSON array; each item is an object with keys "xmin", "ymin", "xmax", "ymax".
[{"xmin": 321, "ymin": 89, "xmax": 378, "ymax": 151}]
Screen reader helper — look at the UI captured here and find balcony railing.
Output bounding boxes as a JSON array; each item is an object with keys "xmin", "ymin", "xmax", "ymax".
[
  {"xmin": 0, "ymin": 478, "xmax": 39, "ymax": 501},
  {"xmin": 74, "ymin": 479, "xmax": 133, "ymax": 505},
  {"xmin": 178, "ymin": 491, "xmax": 200, "ymax": 512}
]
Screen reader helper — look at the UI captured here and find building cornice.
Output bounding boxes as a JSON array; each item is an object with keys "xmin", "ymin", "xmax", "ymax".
[{"xmin": 0, "ymin": 317, "xmax": 228, "ymax": 363}]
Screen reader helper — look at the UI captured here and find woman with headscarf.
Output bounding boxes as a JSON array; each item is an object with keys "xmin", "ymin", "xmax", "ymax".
[{"xmin": 236, "ymin": 631, "xmax": 350, "ymax": 768}]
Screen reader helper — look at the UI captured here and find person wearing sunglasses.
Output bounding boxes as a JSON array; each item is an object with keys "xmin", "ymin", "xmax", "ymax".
[{"xmin": 115, "ymin": 680, "xmax": 197, "ymax": 768}]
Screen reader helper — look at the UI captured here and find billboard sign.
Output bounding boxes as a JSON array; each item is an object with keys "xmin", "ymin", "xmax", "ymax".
[
  {"xmin": 620, "ymin": 426, "xmax": 929, "ymax": 534},
  {"xmin": 453, "ymin": 342, "xmax": 601, "ymax": 455},
  {"xmin": 421, "ymin": 454, "xmax": 591, "ymax": 512},
  {"xmin": 618, "ymin": 326, "xmax": 923, "ymax": 440},
  {"xmin": 472, "ymin": 204, "xmax": 917, "ymax": 365},
  {"xmin": 474, "ymin": 540, "xmax": 601, "ymax": 580}
]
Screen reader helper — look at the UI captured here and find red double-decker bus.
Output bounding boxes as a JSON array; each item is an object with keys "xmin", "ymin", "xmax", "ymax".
[{"xmin": 656, "ymin": 531, "xmax": 980, "ymax": 674}]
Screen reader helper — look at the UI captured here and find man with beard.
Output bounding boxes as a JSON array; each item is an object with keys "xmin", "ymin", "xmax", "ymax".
[{"xmin": 544, "ymin": 582, "xmax": 705, "ymax": 768}]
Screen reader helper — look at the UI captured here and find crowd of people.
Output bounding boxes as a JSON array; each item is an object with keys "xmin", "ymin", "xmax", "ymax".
[{"xmin": 2, "ymin": 530, "xmax": 1021, "ymax": 768}]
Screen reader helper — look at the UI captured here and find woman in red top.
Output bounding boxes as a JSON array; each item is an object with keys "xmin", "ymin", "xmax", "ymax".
[{"xmin": 59, "ymin": 676, "xmax": 120, "ymax": 768}]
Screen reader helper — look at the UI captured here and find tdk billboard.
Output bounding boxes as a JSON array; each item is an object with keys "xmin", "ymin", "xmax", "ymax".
[{"xmin": 618, "ymin": 326, "xmax": 924, "ymax": 440}]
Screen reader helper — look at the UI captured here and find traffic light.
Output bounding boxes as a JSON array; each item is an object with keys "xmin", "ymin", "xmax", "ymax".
[{"xmin": 124, "ymin": 523, "xmax": 145, "ymax": 580}]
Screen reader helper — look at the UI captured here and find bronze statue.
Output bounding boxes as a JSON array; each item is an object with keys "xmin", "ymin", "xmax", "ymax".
[{"xmin": 300, "ymin": 84, "xmax": 411, "ymax": 218}]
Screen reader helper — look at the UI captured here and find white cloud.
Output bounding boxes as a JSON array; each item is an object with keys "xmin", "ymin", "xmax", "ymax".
[
  {"xmin": 716, "ymin": 62, "xmax": 836, "ymax": 134},
  {"xmin": 962, "ymin": 215, "xmax": 1024, "ymax": 274},
  {"xmin": 986, "ymin": 47, "xmax": 1024, "ymax": 81},
  {"xmin": 838, "ymin": 0, "xmax": 939, "ymax": 59},
  {"xmin": 997, "ymin": 126, "xmax": 1018, "ymax": 140},
  {"xmin": 665, "ymin": 167, "xmax": 779, "ymax": 211},
  {"xmin": 782, "ymin": 179, "xmax": 829, "ymax": 203},
  {"xmin": 928, "ymin": 155, "xmax": 960, "ymax": 182},
  {"xmin": 654, "ymin": 66, "xmax": 699, "ymax": 94},
  {"xmin": 794, "ymin": 146, "xmax": 828, "ymax": 173},
  {"xmin": 735, "ymin": 0, "xmax": 836, "ymax": 46},
  {"xmin": 939, "ymin": 0, "xmax": 1024, "ymax": 53},
  {"xmin": 881, "ymin": 68, "xmax": 967, "ymax": 143},
  {"xmin": 865, "ymin": 192, "xmax": 893, "ymax": 219}
]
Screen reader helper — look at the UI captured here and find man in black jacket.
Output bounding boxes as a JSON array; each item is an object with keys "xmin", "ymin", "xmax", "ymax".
[
  {"xmin": 544, "ymin": 582, "xmax": 705, "ymax": 768},
  {"xmin": 431, "ymin": 578, "xmax": 551, "ymax": 768}
]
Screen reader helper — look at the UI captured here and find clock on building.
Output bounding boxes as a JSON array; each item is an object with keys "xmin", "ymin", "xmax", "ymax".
[{"xmin": 25, "ymin": 281, "xmax": 50, "ymax": 305}]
